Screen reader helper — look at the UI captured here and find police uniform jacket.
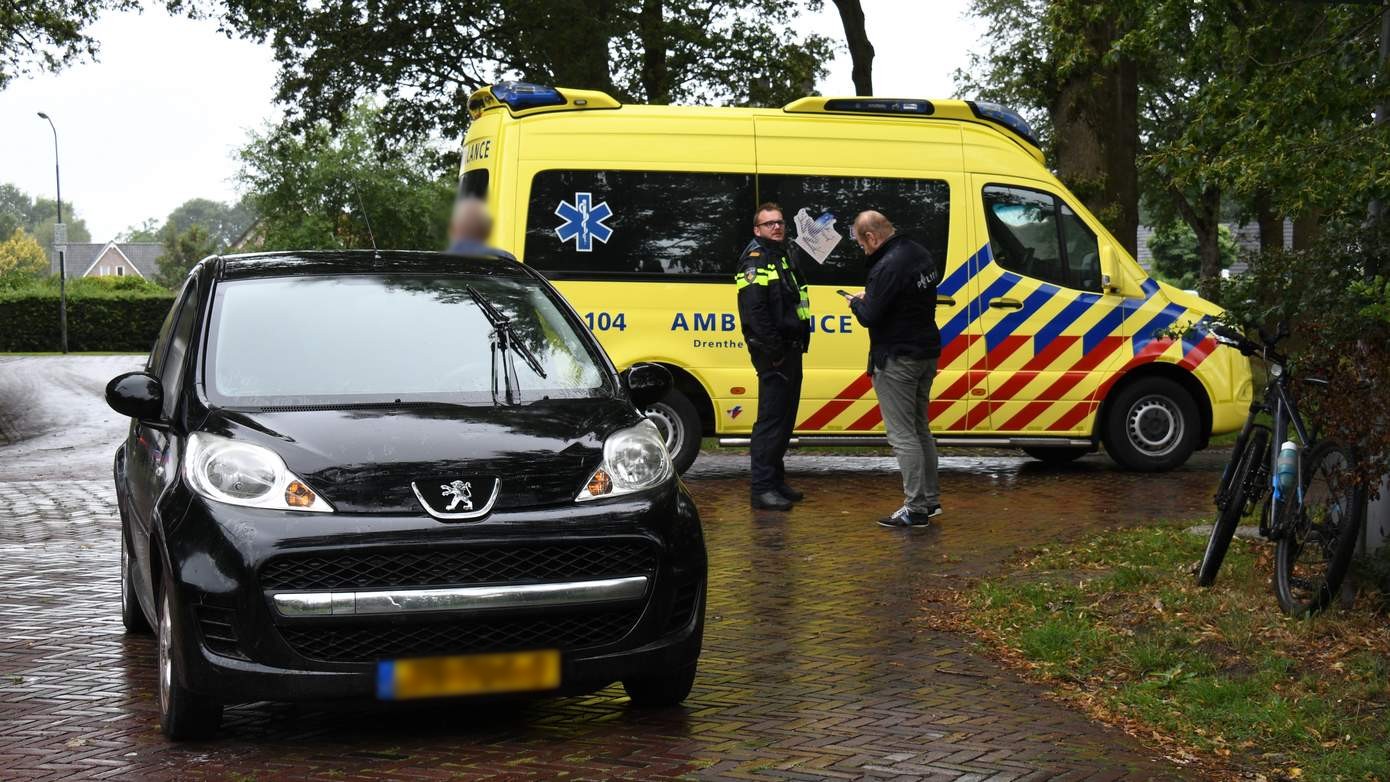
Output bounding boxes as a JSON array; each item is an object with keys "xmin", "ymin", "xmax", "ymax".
[
  {"xmin": 849, "ymin": 233, "xmax": 941, "ymax": 371},
  {"xmin": 734, "ymin": 237, "xmax": 811, "ymax": 360}
]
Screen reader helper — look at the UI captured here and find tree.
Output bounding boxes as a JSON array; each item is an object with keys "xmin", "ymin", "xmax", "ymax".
[
  {"xmin": 0, "ymin": 228, "xmax": 50, "ymax": 288},
  {"xmin": 236, "ymin": 104, "xmax": 455, "ymax": 252},
  {"xmin": 186, "ymin": 0, "xmax": 834, "ymax": 143},
  {"xmin": 0, "ymin": 184, "xmax": 92, "ymax": 253},
  {"xmin": 118, "ymin": 217, "xmax": 162, "ymax": 242},
  {"xmin": 1147, "ymin": 221, "xmax": 1237, "ymax": 290},
  {"xmin": 155, "ymin": 224, "xmax": 219, "ymax": 287},
  {"xmin": 831, "ymin": 0, "xmax": 873, "ymax": 95},
  {"xmin": 163, "ymin": 197, "xmax": 257, "ymax": 248},
  {"xmin": 1, "ymin": 0, "xmax": 138, "ymax": 90},
  {"xmin": 958, "ymin": 0, "xmax": 1142, "ymax": 256}
]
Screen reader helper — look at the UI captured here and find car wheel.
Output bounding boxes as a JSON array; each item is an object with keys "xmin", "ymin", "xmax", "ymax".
[
  {"xmin": 642, "ymin": 388, "xmax": 702, "ymax": 474},
  {"xmin": 1101, "ymin": 377, "xmax": 1200, "ymax": 472},
  {"xmin": 158, "ymin": 588, "xmax": 222, "ymax": 740},
  {"xmin": 623, "ymin": 662, "xmax": 697, "ymax": 707},
  {"xmin": 1021, "ymin": 446, "xmax": 1090, "ymax": 465},
  {"xmin": 121, "ymin": 532, "xmax": 151, "ymax": 634}
]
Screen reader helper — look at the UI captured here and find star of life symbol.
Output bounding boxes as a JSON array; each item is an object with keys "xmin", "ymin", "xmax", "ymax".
[
  {"xmin": 554, "ymin": 192, "xmax": 613, "ymax": 252},
  {"xmin": 440, "ymin": 480, "xmax": 474, "ymax": 511}
]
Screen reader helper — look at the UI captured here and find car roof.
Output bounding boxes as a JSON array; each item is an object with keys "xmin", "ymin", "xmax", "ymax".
[{"xmin": 213, "ymin": 250, "xmax": 539, "ymax": 282}]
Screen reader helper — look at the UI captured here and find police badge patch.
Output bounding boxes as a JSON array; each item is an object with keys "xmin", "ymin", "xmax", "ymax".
[{"xmin": 744, "ymin": 268, "xmax": 757, "ymax": 283}]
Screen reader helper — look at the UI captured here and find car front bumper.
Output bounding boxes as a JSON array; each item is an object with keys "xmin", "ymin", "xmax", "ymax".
[{"xmin": 157, "ymin": 481, "xmax": 706, "ymax": 704}]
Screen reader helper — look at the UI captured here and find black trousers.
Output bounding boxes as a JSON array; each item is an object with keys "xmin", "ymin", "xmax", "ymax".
[{"xmin": 749, "ymin": 349, "xmax": 803, "ymax": 494}]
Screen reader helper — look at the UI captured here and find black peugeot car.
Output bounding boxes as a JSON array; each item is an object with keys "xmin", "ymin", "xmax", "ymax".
[{"xmin": 107, "ymin": 250, "xmax": 706, "ymax": 739}]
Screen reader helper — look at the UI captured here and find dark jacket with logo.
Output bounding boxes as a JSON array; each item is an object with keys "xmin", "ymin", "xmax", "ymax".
[
  {"xmin": 734, "ymin": 237, "xmax": 811, "ymax": 360},
  {"xmin": 849, "ymin": 234, "xmax": 941, "ymax": 371}
]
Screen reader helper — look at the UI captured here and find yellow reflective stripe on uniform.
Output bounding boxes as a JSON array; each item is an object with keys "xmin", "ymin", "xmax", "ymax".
[{"xmin": 777, "ymin": 255, "xmax": 812, "ymax": 319}]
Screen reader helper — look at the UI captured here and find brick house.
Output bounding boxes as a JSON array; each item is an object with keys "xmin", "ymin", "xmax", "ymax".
[{"xmin": 50, "ymin": 242, "xmax": 162, "ymax": 280}]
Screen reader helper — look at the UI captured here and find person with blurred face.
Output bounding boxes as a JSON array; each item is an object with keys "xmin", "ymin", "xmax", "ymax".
[
  {"xmin": 734, "ymin": 203, "xmax": 811, "ymax": 511},
  {"xmin": 446, "ymin": 198, "xmax": 516, "ymax": 260}
]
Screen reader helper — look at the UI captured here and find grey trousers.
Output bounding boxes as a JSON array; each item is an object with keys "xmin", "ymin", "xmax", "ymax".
[{"xmin": 871, "ymin": 355, "xmax": 940, "ymax": 512}]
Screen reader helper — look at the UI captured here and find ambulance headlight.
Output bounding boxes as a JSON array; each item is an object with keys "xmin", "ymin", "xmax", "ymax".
[{"xmin": 576, "ymin": 420, "xmax": 674, "ymax": 501}]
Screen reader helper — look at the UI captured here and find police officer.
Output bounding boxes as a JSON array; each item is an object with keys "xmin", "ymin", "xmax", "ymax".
[{"xmin": 735, "ymin": 202, "xmax": 812, "ymax": 511}]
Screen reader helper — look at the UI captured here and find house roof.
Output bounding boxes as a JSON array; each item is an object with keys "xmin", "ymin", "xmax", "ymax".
[{"xmin": 51, "ymin": 242, "xmax": 163, "ymax": 279}]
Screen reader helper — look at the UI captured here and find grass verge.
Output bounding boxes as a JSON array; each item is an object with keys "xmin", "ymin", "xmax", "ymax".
[{"xmin": 928, "ymin": 526, "xmax": 1390, "ymax": 781}]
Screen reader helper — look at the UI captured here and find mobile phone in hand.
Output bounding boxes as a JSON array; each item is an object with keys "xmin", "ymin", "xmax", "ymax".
[{"xmin": 836, "ymin": 289, "xmax": 853, "ymax": 300}]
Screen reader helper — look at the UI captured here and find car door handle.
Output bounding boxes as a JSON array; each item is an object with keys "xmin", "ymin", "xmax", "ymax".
[
  {"xmin": 989, "ymin": 297, "xmax": 1024, "ymax": 310},
  {"xmin": 935, "ymin": 296, "xmax": 956, "ymax": 307}
]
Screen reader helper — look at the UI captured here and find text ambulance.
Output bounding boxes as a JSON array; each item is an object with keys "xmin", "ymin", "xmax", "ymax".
[{"xmin": 459, "ymin": 82, "xmax": 1253, "ymax": 473}]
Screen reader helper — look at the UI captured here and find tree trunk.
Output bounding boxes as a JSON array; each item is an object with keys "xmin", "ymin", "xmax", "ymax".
[
  {"xmin": 638, "ymin": 0, "xmax": 668, "ymax": 103},
  {"xmin": 1048, "ymin": 14, "xmax": 1139, "ymax": 257},
  {"xmin": 547, "ymin": 0, "xmax": 615, "ymax": 93},
  {"xmin": 1253, "ymin": 190, "xmax": 1284, "ymax": 253},
  {"xmin": 1194, "ymin": 186, "xmax": 1223, "ymax": 298},
  {"xmin": 831, "ymin": 0, "xmax": 874, "ymax": 95},
  {"xmin": 1291, "ymin": 209, "xmax": 1322, "ymax": 250}
]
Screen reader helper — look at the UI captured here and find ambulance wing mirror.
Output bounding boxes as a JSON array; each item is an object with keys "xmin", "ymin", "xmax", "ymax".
[{"xmin": 1098, "ymin": 243, "xmax": 1141, "ymax": 298}]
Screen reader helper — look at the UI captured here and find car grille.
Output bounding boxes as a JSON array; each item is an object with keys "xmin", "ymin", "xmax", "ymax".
[
  {"xmin": 279, "ymin": 608, "xmax": 643, "ymax": 663},
  {"xmin": 195, "ymin": 604, "xmax": 246, "ymax": 660},
  {"xmin": 665, "ymin": 579, "xmax": 701, "ymax": 634},
  {"xmin": 260, "ymin": 541, "xmax": 659, "ymax": 591}
]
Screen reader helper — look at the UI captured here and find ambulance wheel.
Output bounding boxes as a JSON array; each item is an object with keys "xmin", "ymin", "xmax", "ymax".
[
  {"xmin": 1102, "ymin": 377, "xmax": 1199, "ymax": 472},
  {"xmin": 1021, "ymin": 446, "xmax": 1089, "ymax": 465},
  {"xmin": 643, "ymin": 389, "xmax": 702, "ymax": 474}
]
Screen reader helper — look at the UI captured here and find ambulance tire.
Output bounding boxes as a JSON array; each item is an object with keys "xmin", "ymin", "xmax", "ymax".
[
  {"xmin": 643, "ymin": 389, "xmax": 702, "ymax": 474},
  {"xmin": 1102, "ymin": 377, "xmax": 1200, "ymax": 472},
  {"xmin": 1021, "ymin": 446, "xmax": 1089, "ymax": 466}
]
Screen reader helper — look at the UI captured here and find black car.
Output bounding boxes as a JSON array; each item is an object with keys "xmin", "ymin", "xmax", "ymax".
[{"xmin": 107, "ymin": 251, "xmax": 706, "ymax": 739}]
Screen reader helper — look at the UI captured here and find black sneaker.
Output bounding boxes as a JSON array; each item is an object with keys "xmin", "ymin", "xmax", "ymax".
[
  {"xmin": 751, "ymin": 490, "xmax": 793, "ymax": 511},
  {"xmin": 876, "ymin": 505, "xmax": 940, "ymax": 528},
  {"xmin": 775, "ymin": 484, "xmax": 805, "ymax": 502}
]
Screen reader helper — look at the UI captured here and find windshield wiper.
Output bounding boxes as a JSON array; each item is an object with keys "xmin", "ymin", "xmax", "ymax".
[{"xmin": 464, "ymin": 284, "xmax": 547, "ymax": 405}]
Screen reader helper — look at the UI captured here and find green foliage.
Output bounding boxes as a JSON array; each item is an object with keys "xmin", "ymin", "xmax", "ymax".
[
  {"xmin": 155, "ymin": 224, "xmax": 218, "ymax": 288},
  {"xmin": 1147, "ymin": 222, "xmax": 1237, "ymax": 289},
  {"xmin": 186, "ymin": 0, "xmax": 834, "ymax": 144},
  {"xmin": 0, "ymin": 184, "xmax": 92, "ymax": 251},
  {"xmin": 1216, "ymin": 221, "xmax": 1390, "ymax": 489},
  {"xmin": 237, "ymin": 104, "xmax": 455, "ymax": 251},
  {"xmin": 0, "ymin": 0, "xmax": 137, "ymax": 89},
  {"xmin": 163, "ymin": 197, "xmax": 256, "ymax": 248},
  {"xmin": 118, "ymin": 217, "xmax": 161, "ymax": 243},
  {"xmin": 0, "ymin": 275, "xmax": 173, "ymax": 351},
  {"xmin": 0, "ymin": 228, "xmax": 49, "ymax": 288},
  {"xmin": 963, "ymin": 525, "xmax": 1390, "ymax": 781}
]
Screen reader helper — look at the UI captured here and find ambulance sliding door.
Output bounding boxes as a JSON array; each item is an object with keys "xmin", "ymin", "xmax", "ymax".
[
  {"xmin": 752, "ymin": 115, "xmax": 979, "ymax": 436},
  {"xmin": 967, "ymin": 174, "xmax": 1131, "ymax": 436}
]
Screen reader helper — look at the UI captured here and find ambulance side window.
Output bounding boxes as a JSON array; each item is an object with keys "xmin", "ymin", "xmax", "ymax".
[
  {"xmin": 459, "ymin": 170, "xmax": 489, "ymax": 199},
  {"xmin": 523, "ymin": 170, "xmax": 755, "ymax": 278},
  {"xmin": 982, "ymin": 185, "xmax": 1101, "ymax": 293},
  {"xmin": 756, "ymin": 174, "xmax": 950, "ymax": 286}
]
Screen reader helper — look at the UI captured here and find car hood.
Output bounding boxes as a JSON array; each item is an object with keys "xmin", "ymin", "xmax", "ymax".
[{"xmin": 198, "ymin": 399, "xmax": 638, "ymax": 513}]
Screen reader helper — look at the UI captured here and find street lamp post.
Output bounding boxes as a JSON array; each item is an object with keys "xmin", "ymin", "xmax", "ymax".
[{"xmin": 37, "ymin": 112, "xmax": 68, "ymax": 355}]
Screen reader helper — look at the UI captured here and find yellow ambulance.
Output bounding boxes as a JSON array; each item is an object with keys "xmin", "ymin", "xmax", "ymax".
[{"xmin": 458, "ymin": 82, "xmax": 1252, "ymax": 473}]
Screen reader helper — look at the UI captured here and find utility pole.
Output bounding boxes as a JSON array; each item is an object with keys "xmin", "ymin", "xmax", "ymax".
[{"xmin": 37, "ymin": 112, "xmax": 68, "ymax": 354}]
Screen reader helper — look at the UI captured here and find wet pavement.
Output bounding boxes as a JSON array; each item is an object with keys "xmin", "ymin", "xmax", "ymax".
[{"xmin": 0, "ymin": 357, "xmax": 1227, "ymax": 780}]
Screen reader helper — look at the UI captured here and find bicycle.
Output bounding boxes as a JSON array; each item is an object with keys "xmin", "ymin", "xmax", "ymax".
[{"xmin": 1195, "ymin": 322, "xmax": 1365, "ymax": 617}]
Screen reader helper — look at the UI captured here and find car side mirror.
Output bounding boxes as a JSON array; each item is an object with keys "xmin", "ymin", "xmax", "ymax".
[
  {"xmin": 624, "ymin": 363, "xmax": 672, "ymax": 409},
  {"xmin": 105, "ymin": 372, "xmax": 164, "ymax": 422},
  {"xmin": 1099, "ymin": 243, "xmax": 1143, "ymax": 298}
]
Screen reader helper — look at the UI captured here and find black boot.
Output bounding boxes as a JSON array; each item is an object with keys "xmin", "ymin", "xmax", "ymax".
[
  {"xmin": 751, "ymin": 490, "xmax": 793, "ymax": 511},
  {"xmin": 775, "ymin": 484, "xmax": 805, "ymax": 502}
]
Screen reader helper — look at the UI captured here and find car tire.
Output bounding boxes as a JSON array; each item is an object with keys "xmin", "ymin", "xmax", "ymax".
[
  {"xmin": 623, "ymin": 662, "xmax": 697, "ymax": 708},
  {"xmin": 158, "ymin": 587, "xmax": 222, "ymax": 740},
  {"xmin": 120, "ymin": 531, "xmax": 151, "ymax": 634},
  {"xmin": 642, "ymin": 388, "xmax": 702, "ymax": 474},
  {"xmin": 1101, "ymin": 377, "xmax": 1200, "ymax": 472},
  {"xmin": 1021, "ymin": 446, "xmax": 1090, "ymax": 465}
]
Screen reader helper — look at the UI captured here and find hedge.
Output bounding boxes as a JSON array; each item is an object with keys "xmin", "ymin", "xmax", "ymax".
[{"xmin": 0, "ymin": 279, "xmax": 175, "ymax": 352}]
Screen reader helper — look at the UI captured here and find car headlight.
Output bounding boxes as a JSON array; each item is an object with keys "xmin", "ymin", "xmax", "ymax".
[
  {"xmin": 184, "ymin": 432, "xmax": 333, "ymax": 512},
  {"xmin": 576, "ymin": 420, "xmax": 674, "ymax": 501}
]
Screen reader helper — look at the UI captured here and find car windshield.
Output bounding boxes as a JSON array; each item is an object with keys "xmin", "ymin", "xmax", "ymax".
[{"xmin": 206, "ymin": 274, "xmax": 610, "ymax": 406}]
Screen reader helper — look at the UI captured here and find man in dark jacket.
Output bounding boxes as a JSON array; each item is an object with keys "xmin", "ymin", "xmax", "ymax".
[
  {"xmin": 847, "ymin": 210, "xmax": 943, "ymax": 527},
  {"xmin": 735, "ymin": 202, "xmax": 812, "ymax": 511}
]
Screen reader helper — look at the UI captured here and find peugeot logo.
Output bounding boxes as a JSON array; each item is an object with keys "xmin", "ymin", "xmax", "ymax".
[{"xmin": 440, "ymin": 480, "xmax": 474, "ymax": 511}]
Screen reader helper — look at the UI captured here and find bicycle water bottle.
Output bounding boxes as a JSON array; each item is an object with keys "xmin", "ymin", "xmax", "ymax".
[{"xmin": 1276, "ymin": 441, "xmax": 1298, "ymax": 495}]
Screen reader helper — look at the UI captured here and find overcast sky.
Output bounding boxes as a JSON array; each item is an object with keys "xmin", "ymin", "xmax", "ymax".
[{"xmin": 0, "ymin": 1, "xmax": 985, "ymax": 240}]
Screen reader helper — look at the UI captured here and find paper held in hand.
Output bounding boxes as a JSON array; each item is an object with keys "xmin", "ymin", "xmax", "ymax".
[{"xmin": 792, "ymin": 208, "xmax": 843, "ymax": 264}]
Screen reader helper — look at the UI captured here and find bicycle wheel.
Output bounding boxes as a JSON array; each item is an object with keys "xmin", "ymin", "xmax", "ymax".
[
  {"xmin": 1198, "ymin": 425, "xmax": 1270, "ymax": 586},
  {"xmin": 1274, "ymin": 440, "xmax": 1365, "ymax": 617}
]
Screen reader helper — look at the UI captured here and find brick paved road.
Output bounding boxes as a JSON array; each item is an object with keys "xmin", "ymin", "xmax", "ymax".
[{"xmin": 0, "ymin": 447, "xmax": 1223, "ymax": 781}]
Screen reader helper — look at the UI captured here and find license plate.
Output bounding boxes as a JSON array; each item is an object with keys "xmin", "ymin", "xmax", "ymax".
[{"xmin": 377, "ymin": 649, "xmax": 561, "ymax": 700}]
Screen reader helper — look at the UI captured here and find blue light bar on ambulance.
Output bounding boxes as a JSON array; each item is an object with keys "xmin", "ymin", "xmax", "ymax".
[
  {"xmin": 492, "ymin": 82, "xmax": 568, "ymax": 112},
  {"xmin": 823, "ymin": 98, "xmax": 934, "ymax": 115},
  {"xmin": 966, "ymin": 100, "xmax": 1040, "ymax": 149}
]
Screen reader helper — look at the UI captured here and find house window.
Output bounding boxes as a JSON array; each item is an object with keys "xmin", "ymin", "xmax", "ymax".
[{"xmin": 116, "ymin": 266, "xmax": 125, "ymax": 276}]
